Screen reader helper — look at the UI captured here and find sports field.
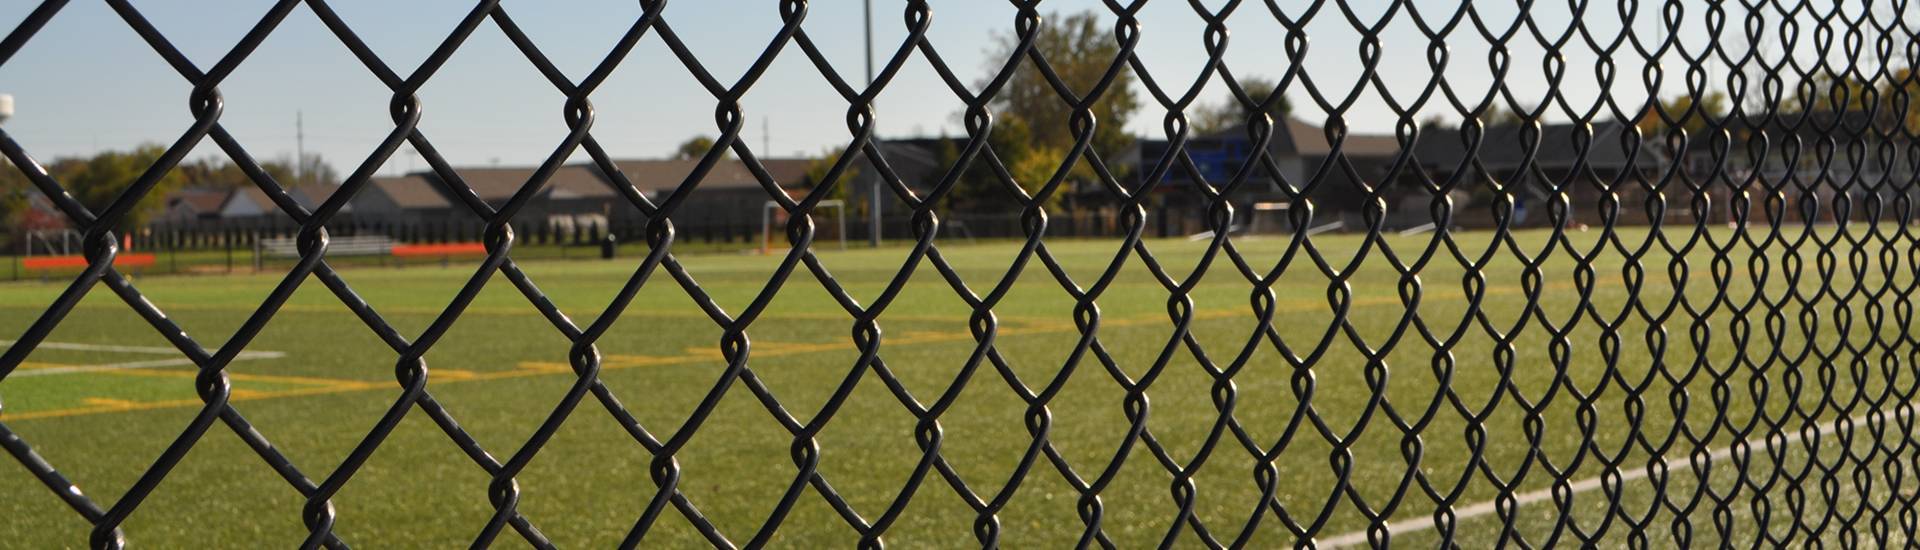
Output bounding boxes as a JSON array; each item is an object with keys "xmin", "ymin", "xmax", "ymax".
[{"xmin": 0, "ymin": 227, "xmax": 1913, "ymax": 547}]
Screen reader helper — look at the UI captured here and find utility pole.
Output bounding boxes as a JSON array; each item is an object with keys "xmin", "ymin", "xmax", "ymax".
[
  {"xmin": 865, "ymin": 0, "xmax": 881, "ymax": 248},
  {"xmin": 295, "ymin": 110, "xmax": 305, "ymax": 186}
]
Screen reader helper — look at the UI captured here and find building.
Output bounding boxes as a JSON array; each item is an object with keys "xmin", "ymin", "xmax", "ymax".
[
  {"xmin": 336, "ymin": 157, "xmax": 816, "ymax": 243},
  {"xmin": 159, "ymin": 187, "xmax": 230, "ymax": 222},
  {"xmin": 1129, "ymin": 118, "xmax": 1406, "ymax": 233}
]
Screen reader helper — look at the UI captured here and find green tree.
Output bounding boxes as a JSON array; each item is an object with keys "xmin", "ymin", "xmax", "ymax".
[
  {"xmin": 1192, "ymin": 76, "xmax": 1292, "ymax": 135},
  {"xmin": 674, "ymin": 135, "xmax": 718, "ymax": 160},
  {"xmin": 290, "ymin": 152, "xmax": 340, "ymax": 187},
  {"xmin": 169, "ymin": 152, "xmax": 339, "ymax": 190},
  {"xmin": 1006, "ymin": 145, "xmax": 1068, "ymax": 213},
  {"xmin": 7, "ymin": 146, "xmax": 189, "ymax": 233},
  {"xmin": 803, "ymin": 146, "xmax": 860, "ymax": 207},
  {"xmin": 972, "ymin": 10, "xmax": 1139, "ymax": 212},
  {"xmin": 1479, "ymin": 103, "xmax": 1529, "ymax": 128}
]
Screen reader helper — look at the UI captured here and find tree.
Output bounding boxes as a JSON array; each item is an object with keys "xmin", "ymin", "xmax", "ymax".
[
  {"xmin": 1419, "ymin": 114, "xmax": 1457, "ymax": 133},
  {"xmin": 673, "ymin": 135, "xmax": 718, "ymax": 160},
  {"xmin": 802, "ymin": 146, "xmax": 858, "ymax": 204},
  {"xmin": 1479, "ymin": 103, "xmax": 1528, "ymax": 128},
  {"xmin": 56, "ymin": 146, "xmax": 190, "ymax": 233},
  {"xmin": 1191, "ymin": 76, "xmax": 1293, "ymax": 135},
  {"xmin": 1884, "ymin": 67, "xmax": 1920, "ymax": 132},
  {"xmin": 171, "ymin": 153, "xmax": 337, "ymax": 189},
  {"xmin": 972, "ymin": 10, "xmax": 1139, "ymax": 212},
  {"xmin": 1006, "ymin": 145, "xmax": 1068, "ymax": 213},
  {"xmin": 1636, "ymin": 91, "xmax": 1730, "ymax": 134},
  {"xmin": 1784, "ymin": 73, "xmax": 1874, "ymax": 115},
  {"xmin": 290, "ymin": 152, "xmax": 340, "ymax": 187}
]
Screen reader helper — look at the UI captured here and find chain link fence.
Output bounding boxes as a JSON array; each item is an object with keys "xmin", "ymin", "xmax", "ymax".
[{"xmin": 6, "ymin": 0, "xmax": 1920, "ymax": 547}]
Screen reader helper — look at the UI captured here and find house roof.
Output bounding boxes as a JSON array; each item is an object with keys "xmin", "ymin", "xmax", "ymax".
[
  {"xmin": 1289, "ymin": 120, "xmax": 1405, "ymax": 158},
  {"xmin": 222, "ymin": 185, "xmax": 317, "ymax": 216},
  {"xmin": 1416, "ymin": 120, "xmax": 1655, "ymax": 172},
  {"xmin": 169, "ymin": 188, "xmax": 229, "ymax": 213},
  {"xmin": 1196, "ymin": 118, "xmax": 1404, "ymax": 158},
  {"xmin": 367, "ymin": 174, "xmax": 450, "ymax": 209},
  {"xmin": 442, "ymin": 164, "xmax": 614, "ymax": 204},
  {"xmin": 293, "ymin": 185, "xmax": 343, "ymax": 210},
  {"xmin": 757, "ymin": 158, "xmax": 814, "ymax": 188},
  {"xmin": 598, "ymin": 158, "xmax": 772, "ymax": 193}
]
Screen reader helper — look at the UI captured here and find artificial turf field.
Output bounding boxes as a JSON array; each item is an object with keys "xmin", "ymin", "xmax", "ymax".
[{"xmin": 1, "ymin": 227, "xmax": 1916, "ymax": 547}]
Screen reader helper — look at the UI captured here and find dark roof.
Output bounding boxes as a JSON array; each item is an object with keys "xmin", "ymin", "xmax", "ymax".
[
  {"xmin": 294, "ymin": 185, "xmax": 342, "ymax": 209},
  {"xmin": 758, "ymin": 158, "xmax": 814, "ymax": 187},
  {"xmin": 169, "ymin": 188, "xmax": 229, "ymax": 213},
  {"xmin": 599, "ymin": 158, "xmax": 776, "ymax": 193},
  {"xmin": 444, "ymin": 164, "xmax": 613, "ymax": 203},
  {"xmin": 1139, "ymin": 118, "xmax": 1405, "ymax": 162},
  {"xmin": 1276, "ymin": 118, "xmax": 1402, "ymax": 158},
  {"xmin": 1414, "ymin": 120, "xmax": 1657, "ymax": 171},
  {"xmin": 224, "ymin": 185, "xmax": 316, "ymax": 215},
  {"xmin": 367, "ymin": 174, "xmax": 449, "ymax": 209}
]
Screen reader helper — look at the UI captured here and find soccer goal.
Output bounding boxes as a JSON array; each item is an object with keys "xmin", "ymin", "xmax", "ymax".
[
  {"xmin": 24, "ymin": 229, "xmax": 82, "ymax": 256},
  {"xmin": 1243, "ymin": 201, "xmax": 1292, "ymax": 235},
  {"xmin": 760, "ymin": 200, "xmax": 847, "ymax": 254}
]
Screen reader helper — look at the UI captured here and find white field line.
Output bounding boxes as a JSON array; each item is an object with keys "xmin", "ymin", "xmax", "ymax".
[
  {"xmin": 1320, "ymin": 404, "xmax": 1915, "ymax": 548},
  {"xmin": 6, "ymin": 341, "xmax": 192, "ymax": 355},
  {"xmin": 2, "ymin": 341, "xmax": 285, "ymax": 377},
  {"xmin": 1307, "ymin": 221, "xmax": 1346, "ymax": 236}
]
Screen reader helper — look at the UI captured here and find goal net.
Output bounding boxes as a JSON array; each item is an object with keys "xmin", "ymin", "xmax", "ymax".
[
  {"xmin": 24, "ymin": 229, "xmax": 83, "ymax": 256},
  {"xmin": 760, "ymin": 200, "xmax": 847, "ymax": 254},
  {"xmin": 1243, "ymin": 201, "xmax": 1293, "ymax": 236}
]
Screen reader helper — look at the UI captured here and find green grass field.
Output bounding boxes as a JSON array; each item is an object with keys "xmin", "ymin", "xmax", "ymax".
[{"xmin": 2, "ymin": 227, "xmax": 1916, "ymax": 547}]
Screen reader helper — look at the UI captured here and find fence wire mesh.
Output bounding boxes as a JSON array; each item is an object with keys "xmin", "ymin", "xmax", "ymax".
[{"xmin": 5, "ymin": 0, "xmax": 1920, "ymax": 547}]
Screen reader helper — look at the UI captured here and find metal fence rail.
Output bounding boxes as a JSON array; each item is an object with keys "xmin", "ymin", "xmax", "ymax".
[{"xmin": 4, "ymin": 0, "xmax": 1920, "ymax": 547}]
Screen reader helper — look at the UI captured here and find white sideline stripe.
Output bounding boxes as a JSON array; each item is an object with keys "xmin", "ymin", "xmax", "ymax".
[
  {"xmin": 1398, "ymin": 222, "xmax": 1438, "ymax": 237},
  {"xmin": 2, "ymin": 341, "xmax": 285, "ymax": 377},
  {"xmin": 1319, "ymin": 404, "xmax": 1914, "ymax": 548},
  {"xmin": 1306, "ymin": 221, "xmax": 1345, "ymax": 236},
  {"xmin": 3, "ymin": 340, "xmax": 197, "ymax": 355}
]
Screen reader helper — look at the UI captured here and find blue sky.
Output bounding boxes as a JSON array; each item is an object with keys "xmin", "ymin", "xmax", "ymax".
[{"xmin": 0, "ymin": 0, "xmax": 1865, "ymax": 178}]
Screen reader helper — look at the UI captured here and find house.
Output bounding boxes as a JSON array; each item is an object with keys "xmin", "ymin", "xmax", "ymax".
[
  {"xmin": 213, "ymin": 185, "xmax": 332, "ymax": 220},
  {"xmin": 1408, "ymin": 120, "xmax": 1661, "ymax": 228},
  {"xmin": 1129, "ymin": 118, "xmax": 1407, "ymax": 233},
  {"xmin": 334, "ymin": 157, "xmax": 816, "ymax": 243},
  {"xmin": 349, "ymin": 175, "xmax": 452, "ymax": 221},
  {"xmin": 1403, "ymin": 113, "xmax": 1920, "ymax": 228},
  {"xmin": 159, "ymin": 187, "xmax": 230, "ymax": 222}
]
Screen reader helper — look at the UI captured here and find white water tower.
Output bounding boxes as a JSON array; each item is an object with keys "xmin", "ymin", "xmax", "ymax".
[{"xmin": 0, "ymin": 94, "xmax": 12, "ymax": 125}]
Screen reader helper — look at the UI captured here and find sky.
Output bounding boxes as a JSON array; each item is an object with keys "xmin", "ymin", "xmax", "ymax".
[{"xmin": 0, "ymin": 1, "xmax": 1895, "ymax": 179}]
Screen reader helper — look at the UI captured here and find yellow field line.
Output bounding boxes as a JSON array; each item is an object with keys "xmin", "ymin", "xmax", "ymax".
[
  {"xmin": 94, "ymin": 367, "xmax": 384, "ymax": 389},
  {"xmin": 1, "ymin": 278, "xmax": 1605, "ymax": 422},
  {"xmin": 0, "ymin": 300, "xmax": 980, "ymax": 323}
]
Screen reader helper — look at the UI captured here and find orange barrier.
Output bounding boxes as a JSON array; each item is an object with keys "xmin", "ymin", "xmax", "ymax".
[
  {"xmin": 22, "ymin": 253, "xmax": 157, "ymax": 270},
  {"xmin": 390, "ymin": 242, "xmax": 487, "ymax": 257}
]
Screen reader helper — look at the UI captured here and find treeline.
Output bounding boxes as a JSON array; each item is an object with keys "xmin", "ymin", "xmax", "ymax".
[{"xmin": 0, "ymin": 146, "xmax": 337, "ymax": 236}]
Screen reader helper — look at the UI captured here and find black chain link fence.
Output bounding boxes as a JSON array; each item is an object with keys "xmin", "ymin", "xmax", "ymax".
[{"xmin": 6, "ymin": 0, "xmax": 1920, "ymax": 547}]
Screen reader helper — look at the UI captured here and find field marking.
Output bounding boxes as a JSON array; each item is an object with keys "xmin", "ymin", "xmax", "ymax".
[
  {"xmin": 0, "ymin": 340, "xmax": 284, "ymax": 378},
  {"xmin": 96, "ymin": 367, "xmax": 381, "ymax": 389},
  {"xmin": 0, "ymin": 277, "xmax": 1602, "ymax": 421},
  {"xmin": 1318, "ymin": 404, "xmax": 1916, "ymax": 548},
  {"xmin": 0, "ymin": 300, "xmax": 989, "ymax": 323}
]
